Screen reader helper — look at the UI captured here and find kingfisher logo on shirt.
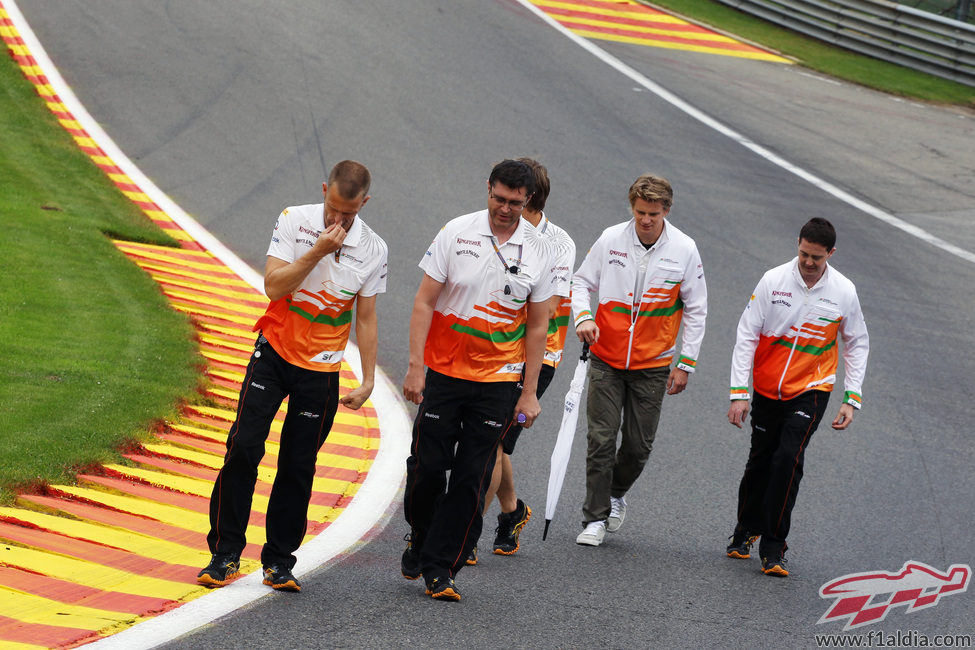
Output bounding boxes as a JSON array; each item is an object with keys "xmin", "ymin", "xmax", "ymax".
[
  {"xmin": 457, "ymin": 237, "xmax": 482, "ymax": 247},
  {"xmin": 609, "ymin": 249, "xmax": 628, "ymax": 258},
  {"xmin": 772, "ymin": 291, "xmax": 793, "ymax": 298}
]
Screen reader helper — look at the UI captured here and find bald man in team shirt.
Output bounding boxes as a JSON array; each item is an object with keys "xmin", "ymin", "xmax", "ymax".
[{"xmin": 197, "ymin": 160, "xmax": 387, "ymax": 593}]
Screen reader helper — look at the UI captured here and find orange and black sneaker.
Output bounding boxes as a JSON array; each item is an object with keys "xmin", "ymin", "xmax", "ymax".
[
  {"xmin": 263, "ymin": 564, "xmax": 302, "ymax": 591},
  {"xmin": 726, "ymin": 531, "xmax": 759, "ymax": 559},
  {"xmin": 425, "ymin": 576, "xmax": 461, "ymax": 602},
  {"xmin": 761, "ymin": 554, "xmax": 789, "ymax": 577},
  {"xmin": 197, "ymin": 554, "xmax": 241, "ymax": 587},
  {"xmin": 402, "ymin": 532, "xmax": 423, "ymax": 580},
  {"xmin": 466, "ymin": 545, "xmax": 478, "ymax": 566},
  {"xmin": 493, "ymin": 499, "xmax": 532, "ymax": 555}
]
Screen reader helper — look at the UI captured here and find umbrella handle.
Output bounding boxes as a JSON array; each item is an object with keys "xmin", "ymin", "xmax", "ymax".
[{"xmin": 581, "ymin": 342, "xmax": 590, "ymax": 361}]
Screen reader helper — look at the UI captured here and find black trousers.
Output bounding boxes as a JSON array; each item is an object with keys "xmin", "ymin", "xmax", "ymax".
[
  {"xmin": 207, "ymin": 335, "xmax": 339, "ymax": 569},
  {"xmin": 403, "ymin": 370, "xmax": 519, "ymax": 581},
  {"xmin": 735, "ymin": 390, "xmax": 829, "ymax": 558},
  {"xmin": 502, "ymin": 362, "xmax": 556, "ymax": 455}
]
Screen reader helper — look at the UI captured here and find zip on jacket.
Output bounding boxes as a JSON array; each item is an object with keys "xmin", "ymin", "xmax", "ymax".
[{"xmin": 572, "ymin": 219, "xmax": 707, "ymax": 371}]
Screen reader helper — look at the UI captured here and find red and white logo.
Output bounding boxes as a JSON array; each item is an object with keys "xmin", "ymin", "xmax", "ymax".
[{"xmin": 818, "ymin": 561, "xmax": 970, "ymax": 630}]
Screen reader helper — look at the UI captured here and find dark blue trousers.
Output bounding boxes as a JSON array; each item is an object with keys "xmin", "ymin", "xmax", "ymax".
[
  {"xmin": 735, "ymin": 390, "xmax": 830, "ymax": 558},
  {"xmin": 403, "ymin": 370, "xmax": 519, "ymax": 581},
  {"xmin": 207, "ymin": 335, "xmax": 339, "ymax": 569}
]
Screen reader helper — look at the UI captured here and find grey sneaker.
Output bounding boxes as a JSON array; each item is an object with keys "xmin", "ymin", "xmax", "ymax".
[
  {"xmin": 575, "ymin": 520, "xmax": 606, "ymax": 546},
  {"xmin": 607, "ymin": 496, "xmax": 627, "ymax": 533}
]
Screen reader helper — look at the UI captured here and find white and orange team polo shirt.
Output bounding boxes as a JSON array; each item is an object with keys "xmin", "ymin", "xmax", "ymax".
[
  {"xmin": 420, "ymin": 210, "xmax": 556, "ymax": 383},
  {"xmin": 571, "ymin": 219, "xmax": 707, "ymax": 371},
  {"xmin": 729, "ymin": 258, "xmax": 868, "ymax": 408},
  {"xmin": 255, "ymin": 203, "xmax": 388, "ymax": 372},
  {"xmin": 533, "ymin": 214, "xmax": 576, "ymax": 369}
]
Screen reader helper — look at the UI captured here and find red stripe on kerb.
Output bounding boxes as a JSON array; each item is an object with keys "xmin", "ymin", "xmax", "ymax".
[
  {"xmin": 20, "ymin": 494, "xmax": 207, "ymax": 548},
  {"xmin": 79, "ymin": 474, "xmax": 210, "ymax": 513},
  {"xmin": 544, "ymin": 5, "xmax": 707, "ymax": 31},
  {"xmin": 0, "ymin": 521, "xmax": 201, "ymax": 580},
  {"xmin": 0, "ymin": 566, "xmax": 174, "ymax": 615},
  {"xmin": 561, "ymin": 19, "xmax": 765, "ymax": 52},
  {"xmin": 0, "ymin": 614, "xmax": 102, "ymax": 647}
]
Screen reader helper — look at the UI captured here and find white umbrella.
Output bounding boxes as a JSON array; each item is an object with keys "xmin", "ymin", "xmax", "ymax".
[{"xmin": 543, "ymin": 343, "xmax": 590, "ymax": 540}]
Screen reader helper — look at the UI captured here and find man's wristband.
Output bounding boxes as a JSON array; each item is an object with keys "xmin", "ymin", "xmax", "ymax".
[{"xmin": 730, "ymin": 387, "xmax": 750, "ymax": 401}]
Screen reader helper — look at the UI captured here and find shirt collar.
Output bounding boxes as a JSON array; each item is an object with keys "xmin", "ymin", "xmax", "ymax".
[
  {"xmin": 477, "ymin": 209, "xmax": 526, "ymax": 246},
  {"xmin": 628, "ymin": 218, "xmax": 670, "ymax": 249},
  {"xmin": 790, "ymin": 256, "xmax": 830, "ymax": 289}
]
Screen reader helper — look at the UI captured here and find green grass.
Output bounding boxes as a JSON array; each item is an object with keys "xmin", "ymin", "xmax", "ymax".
[
  {"xmin": 644, "ymin": 0, "xmax": 975, "ymax": 106},
  {"xmin": 0, "ymin": 51, "xmax": 203, "ymax": 503}
]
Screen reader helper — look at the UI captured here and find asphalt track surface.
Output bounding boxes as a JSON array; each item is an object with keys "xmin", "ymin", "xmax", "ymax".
[{"xmin": 17, "ymin": 0, "xmax": 975, "ymax": 648}]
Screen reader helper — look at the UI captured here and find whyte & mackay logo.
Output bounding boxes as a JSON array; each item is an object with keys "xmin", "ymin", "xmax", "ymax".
[{"xmin": 818, "ymin": 561, "xmax": 970, "ymax": 631}]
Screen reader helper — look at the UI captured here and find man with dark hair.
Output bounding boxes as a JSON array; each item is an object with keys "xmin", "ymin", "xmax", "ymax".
[
  {"xmin": 572, "ymin": 173, "xmax": 707, "ymax": 547},
  {"xmin": 726, "ymin": 217, "xmax": 869, "ymax": 577},
  {"xmin": 474, "ymin": 158, "xmax": 575, "ymax": 561},
  {"xmin": 401, "ymin": 159, "xmax": 555, "ymax": 600},
  {"xmin": 197, "ymin": 160, "xmax": 387, "ymax": 592}
]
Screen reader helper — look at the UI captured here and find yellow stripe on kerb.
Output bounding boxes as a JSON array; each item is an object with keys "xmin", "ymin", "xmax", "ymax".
[
  {"xmin": 572, "ymin": 27, "xmax": 791, "ymax": 61},
  {"xmin": 0, "ymin": 507, "xmax": 208, "ymax": 566},
  {"xmin": 0, "ymin": 545, "xmax": 192, "ymax": 600},
  {"xmin": 0, "ymin": 586, "xmax": 131, "ymax": 631}
]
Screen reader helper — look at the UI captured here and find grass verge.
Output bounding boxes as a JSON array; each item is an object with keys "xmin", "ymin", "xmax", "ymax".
[
  {"xmin": 0, "ymin": 49, "xmax": 203, "ymax": 503},
  {"xmin": 643, "ymin": 0, "xmax": 975, "ymax": 106}
]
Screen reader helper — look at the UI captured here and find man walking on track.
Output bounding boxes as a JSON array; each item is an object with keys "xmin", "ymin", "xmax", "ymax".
[
  {"xmin": 572, "ymin": 173, "xmax": 707, "ymax": 547},
  {"xmin": 476, "ymin": 158, "xmax": 575, "ymax": 562},
  {"xmin": 726, "ymin": 216, "xmax": 868, "ymax": 577},
  {"xmin": 197, "ymin": 160, "xmax": 387, "ymax": 593},
  {"xmin": 401, "ymin": 159, "xmax": 555, "ymax": 601}
]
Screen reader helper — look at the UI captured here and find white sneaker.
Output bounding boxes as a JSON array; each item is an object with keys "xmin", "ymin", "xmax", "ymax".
[
  {"xmin": 607, "ymin": 496, "xmax": 627, "ymax": 533},
  {"xmin": 576, "ymin": 520, "xmax": 606, "ymax": 546}
]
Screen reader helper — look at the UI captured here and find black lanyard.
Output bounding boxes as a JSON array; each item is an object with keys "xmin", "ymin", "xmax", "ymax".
[{"xmin": 490, "ymin": 237, "xmax": 520, "ymax": 295}]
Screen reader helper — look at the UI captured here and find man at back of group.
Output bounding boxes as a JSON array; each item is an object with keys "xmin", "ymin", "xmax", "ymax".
[
  {"xmin": 401, "ymin": 159, "xmax": 555, "ymax": 601},
  {"xmin": 476, "ymin": 158, "xmax": 575, "ymax": 561},
  {"xmin": 197, "ymin": 160, "xmax": 387, "ymax": 593},
  {"xmin": 726, "ymin": 217, "xmax": 868, "ymax": 577},
  {"xmin": 572, "ymin": 174, "xmax": 707, "ymax": 547}
]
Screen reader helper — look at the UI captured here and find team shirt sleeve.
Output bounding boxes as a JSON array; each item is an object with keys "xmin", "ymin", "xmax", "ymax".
[
  {"xmin": 418, "ymin": 225, "xmax": 450, "ymax": 283},
  {"xmin": 729, "ymin": 274, "xmax": 768, "ymax": 400},
  {"xmin": 266, "ymin": 209, "xmax": 297, "ymax": 263},
  {"xmin": 529, "ymin": 236, "xmax": 558, "ymax": 303},
  {"xmin": 571, "ymin": 235, "xmax": 603, "ymax": 326},
  {"xmin": 359, "ymin": 239, "xmax": 389, "ymax": 298},
  {"xmin": 675, "ymin": 243, "xmax": 707, "ymax": 373},
  {"xmin": 839, "ymin": 285, "xmax": 869, "ymax": 408}
]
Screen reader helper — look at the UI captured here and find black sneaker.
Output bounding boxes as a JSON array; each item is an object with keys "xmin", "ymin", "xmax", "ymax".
[
  {"xmin": 263, "ymin": 564, "xmax": 302, "ymax": 591},
  {"xmin": 466, "ymin": 545, "xmax": 478, "ymax": 566},
  {"xmin": 401, "ymin": 531, "xmax": 422, "ymax": 580},
  {"xmin": 493, "ymin": 499, "xmax": 532, "ymax": 555},
  {"xmin": 726, "ymin": 530, "xmax": 759, "ymax": 559},
  {"xmin": 425, "ymin": 576, "xmax": 461, "ymax": 601},
  {"xmin": 197, "ymin": 553, "xmax": 241, "ymax": 587},
  {"xmin": 761, "ymin": 554, "xmax": 789, "ymax": 577}
]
